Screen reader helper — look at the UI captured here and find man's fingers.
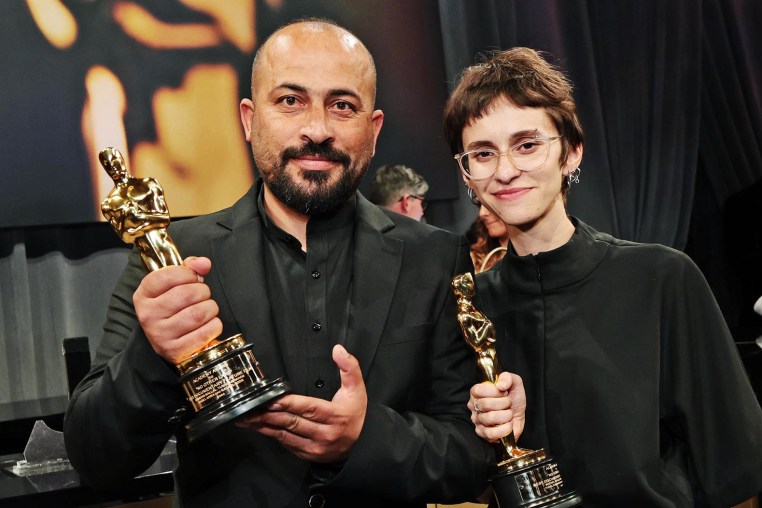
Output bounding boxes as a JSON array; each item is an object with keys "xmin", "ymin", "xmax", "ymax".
[
  {"xmin": 159, "ymin": 316, "xmax": 223, "ymax": 363},
  {"xmin": 183, "ymin": 256, "xmax": 212, "ymax": 280},
  {"xmin": 253, "ymin": 424, "xmax": 326, "ymax": 462},
  {"xmin": 136, "ymin": 265, "xmax": 202, "ymax": 298},
  {"xmin": 264, "ymin": 394, "xmax": 327, "ymax": 423},
  {"xmin": 332, "ymin": 344, "xmax": 364, "ymax": 393}
]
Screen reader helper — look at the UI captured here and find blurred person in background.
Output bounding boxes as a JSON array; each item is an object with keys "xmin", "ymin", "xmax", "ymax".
[{"xmin": 369, "ymin": 164, "xmax": 429, "ymax": 221}]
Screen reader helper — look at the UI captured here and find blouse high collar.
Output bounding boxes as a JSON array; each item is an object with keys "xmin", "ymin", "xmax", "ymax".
[{"xmin": 497, "ymin": 218, "xmax": 613, "ymax": 293}]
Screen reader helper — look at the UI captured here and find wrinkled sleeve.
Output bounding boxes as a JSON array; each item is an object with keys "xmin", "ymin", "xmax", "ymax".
[
  {"xmin": 64, "ymin": 249, "xmax": 188, "ymax": 488},
  {"xmin": 661, "ymin": 253, "xmax": 762, "ymax": 506},
  {"xmin": 322, "ymin": 236, "xmax": 494, "ymax": 503}
]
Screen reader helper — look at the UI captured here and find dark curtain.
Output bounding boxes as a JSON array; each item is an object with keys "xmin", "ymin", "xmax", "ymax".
[
  {"xmin": 687, "ymin": 0, "xmax": 762, "ymax": 393},
  {"xmin": 0, "ymin": 225, "xmax": 129, "ymax": 404},
  {"xmin": 438, "ymin": 0, "xmax": 702, "ymax": 248},
  {"xmin": 2, "ymin": 0, "xmax": 761, "ymax": 406},
  {"xmin": 438, "ymin": 0, "xmax": 762, "ymax": 396}
]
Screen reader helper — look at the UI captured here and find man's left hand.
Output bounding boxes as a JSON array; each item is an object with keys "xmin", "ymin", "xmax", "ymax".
[{"xmin": 236, "ymin": 344, "xmax": 367, "ymax": 463}]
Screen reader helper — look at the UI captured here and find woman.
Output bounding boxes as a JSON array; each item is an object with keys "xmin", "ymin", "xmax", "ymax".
[
  {"xmin": 443, "ymin": 47, "xmax": 762, "ymax": 507},
  {"xmin": 469, "ymin": 205, "xmax": 510, "ymax": 273}
]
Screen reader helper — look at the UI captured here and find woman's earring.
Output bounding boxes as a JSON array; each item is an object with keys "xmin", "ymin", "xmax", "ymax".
[
  {"xmin": 567, "ymin": 167, "xmax": 581, "ymax": 186},
  {"xmin": 466, "ymin": 186, "xmax": 480, "ymax": 206}
]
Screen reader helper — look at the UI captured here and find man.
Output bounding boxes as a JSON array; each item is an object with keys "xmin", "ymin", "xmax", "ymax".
[
  {"xmin": 64, "ymin": 19, "xmax": 502, "ymax": 508},
  {"xmin": 369, "ymin": 164, "xmax": 429, "ymax": 221}
]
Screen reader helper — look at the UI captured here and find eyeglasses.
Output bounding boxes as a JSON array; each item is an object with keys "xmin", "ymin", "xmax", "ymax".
[
  {"xmin": 400, "ymin": 194, "xmax": 427, "ymax": 211},
  {"xmin": 454, "ymin": 135, "xmax": 563, "ymax": 181}
]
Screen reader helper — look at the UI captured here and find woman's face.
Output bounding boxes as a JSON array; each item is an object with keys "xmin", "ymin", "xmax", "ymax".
[
  {"xmin": 479, "ymin": 205, "xmax": 508, "ymax": 241},
  {"xmin": 462, "ymin": 100, "xmax": 581, "ymax": 233}
]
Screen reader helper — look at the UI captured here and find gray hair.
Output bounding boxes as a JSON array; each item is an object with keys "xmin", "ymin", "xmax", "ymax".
[{"xmin": 369, "ymin": 164, "xmax": 429, "ymax": 206}]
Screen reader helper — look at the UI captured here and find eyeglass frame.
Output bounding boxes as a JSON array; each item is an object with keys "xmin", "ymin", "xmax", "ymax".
[
  {"xmin": 399, "ymin": 194, "xmax": 427, "ymax": 211},
  {"xmin": 454, "ymin": 134, "xmax": 563, "ymax": 181}
]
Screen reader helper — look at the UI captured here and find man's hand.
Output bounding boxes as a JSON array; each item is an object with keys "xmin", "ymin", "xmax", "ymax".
[
  {"xmin": 468, "ymin": 372, "xmax": 526, "ymax": 442},
  {"xmin": 133, "ymin": 256, "xmax": 223, "ymax": 364},
  {"xmin": 236, "ymin": 344, "xmax": 368, "ymax": 463}
]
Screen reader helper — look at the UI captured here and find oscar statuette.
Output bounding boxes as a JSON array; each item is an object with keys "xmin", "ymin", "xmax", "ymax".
[
  {"xmin": 99, "ymin": 146, "xmax": 290, "ymax": 442},
  {"xmin": 451, "ymin": 273, "xmax": 581, "ymax": 508}
]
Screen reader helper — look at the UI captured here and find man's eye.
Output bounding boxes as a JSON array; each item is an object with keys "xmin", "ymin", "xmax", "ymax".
[
  {"xmin": 281, "ymin": 96, "xmax": 298, "ymax": 106},
  {"xmin": 334, "ymin": 101, "xmax": 355, "ymax": 112}
]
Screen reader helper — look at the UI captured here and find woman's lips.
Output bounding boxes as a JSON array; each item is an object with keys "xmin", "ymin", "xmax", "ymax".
[{"xmin": 493, "ymin": 187, "xmax": 531, "ymax": 200}]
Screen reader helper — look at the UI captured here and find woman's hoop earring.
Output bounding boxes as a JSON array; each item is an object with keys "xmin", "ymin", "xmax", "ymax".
[
  {"xmin": 466, "ymin": 186, "xmax": 480, "ymax": 206},
  {"xmin": 567, "ymin": 167, "xmax": 581, "ymax": 186}
]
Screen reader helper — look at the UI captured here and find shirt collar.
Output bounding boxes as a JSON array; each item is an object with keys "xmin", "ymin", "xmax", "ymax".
[
  {"xmin": 256, "ymin": 183, "xmax": 357, "ymax": 245},
  {"xmin": 498, "ymin": 218, "xmax": 611, "ymax": 292}
]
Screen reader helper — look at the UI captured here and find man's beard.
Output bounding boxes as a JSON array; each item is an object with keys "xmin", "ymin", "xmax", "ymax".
[{"xmin": 261, "ymin": 140, "xmax": 370, "ymax": 216}]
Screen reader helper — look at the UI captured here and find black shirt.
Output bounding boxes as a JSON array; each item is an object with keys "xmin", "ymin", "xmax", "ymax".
[
  {"xmin": 258, "ymin": 188, "xmax": 354, "ymax": 399},
  {"xmin": 475, "ymin": 219, "xmax": 762, "ymax": 506}
]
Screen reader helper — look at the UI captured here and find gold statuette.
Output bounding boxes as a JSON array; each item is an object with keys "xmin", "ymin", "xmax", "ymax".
[
  {"xmin": 452, "ymin": 272, "xmax": 581, "ymax": 508},
  {"xmin": 100, "ymin": 147, "xmax": 290, "ymax": 442}
]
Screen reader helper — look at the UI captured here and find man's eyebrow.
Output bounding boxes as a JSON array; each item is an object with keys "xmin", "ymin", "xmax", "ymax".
[
  {"xmin": 273, "ymin": 83, "xmax": 362, "ymax": 103},
  {"xmin": 274, "ymin": 83, "xmax": 308, "ymax": 94},
  {"xmin": 327, "ymin": 88, "xmax": 362, "ymax": 103}
]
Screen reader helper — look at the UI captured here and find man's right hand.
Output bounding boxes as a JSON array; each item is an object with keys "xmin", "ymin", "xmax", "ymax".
[{"xmin": 133, "ymin": 256, "xmax": 223, "ymax": 364}]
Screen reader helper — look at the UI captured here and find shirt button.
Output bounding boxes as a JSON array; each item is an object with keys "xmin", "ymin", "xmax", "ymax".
[
  {"xmin": 308, "ymin": 494, "xmax": 325, "ymax": 508},
  {"xmin": 311, "ymin": 270, "xmax": 320, "ymax": 279},
  {"xmin": 314, "ymin": 379, "xmax": 324, "ymax": 389},
  {"xmin": 312, "ymin": 321, "xmax": 322, "ymax": 332}
]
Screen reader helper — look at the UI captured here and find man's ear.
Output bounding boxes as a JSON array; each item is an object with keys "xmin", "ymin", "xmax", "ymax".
[
  {"xmin": 399, "ymin": 194, "xmax": 410, "ymax": 213},
  {"xmin": 369, "ymin": 109, "xmax": 384, "ymax": 156},
  {"xmin": 240, "ymin": 99, "xmax": 255, "ymax": 141}
]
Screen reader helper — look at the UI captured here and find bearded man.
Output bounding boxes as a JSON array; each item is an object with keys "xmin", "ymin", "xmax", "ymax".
[{"xmin": 64, "ymin": 18, "xmax": 508, "ymax": 508}]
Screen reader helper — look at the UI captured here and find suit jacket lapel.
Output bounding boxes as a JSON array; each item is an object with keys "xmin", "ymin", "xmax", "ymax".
[
  {"xmin": 347, "ymin": 195, "xmax": 403, "ymax": 380},
  {"xmin": 209, "ymin": 186, "xmax": 288, "ymax": 380}
]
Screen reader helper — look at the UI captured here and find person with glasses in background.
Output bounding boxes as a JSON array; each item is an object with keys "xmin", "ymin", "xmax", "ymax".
[
  {"xmin": 444, "ymin": 47, "xmax": 762, "ymax": 506},
  {"xmin": 369, "ymin": 163, "xmax": 429, "ymax": 221}
]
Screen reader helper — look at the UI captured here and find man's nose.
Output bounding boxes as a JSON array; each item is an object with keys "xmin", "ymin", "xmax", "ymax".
[{"xmin": 300, "ymin": 107, "xmax": 334, "ymax": 145}]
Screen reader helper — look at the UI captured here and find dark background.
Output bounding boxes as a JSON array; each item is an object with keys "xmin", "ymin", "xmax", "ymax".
[{"xmin": 1, "ymin": 0, "xmax": 760, "ymax": 407}]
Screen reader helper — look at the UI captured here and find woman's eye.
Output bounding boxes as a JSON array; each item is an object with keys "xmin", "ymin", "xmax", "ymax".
[
  {"xmin": 474, "ymin": 151, "xmax": 496, "ymax": 161},
  {"xmin": 515, "ymin": 141, "xmax": 542, "ymax": 153}
]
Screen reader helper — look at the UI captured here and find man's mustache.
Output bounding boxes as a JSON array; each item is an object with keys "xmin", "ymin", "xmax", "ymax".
[{"xmin": 281, "ymin": 141, "xmax": 351, "ymax": 167}]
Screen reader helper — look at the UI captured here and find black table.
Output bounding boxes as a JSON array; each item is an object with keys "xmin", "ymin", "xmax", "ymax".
[{"xmin": 0, "ymin": 396, "xmax": 176, "ymax": 507}]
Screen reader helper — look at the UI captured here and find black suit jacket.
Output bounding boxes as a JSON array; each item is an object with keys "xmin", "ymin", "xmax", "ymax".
[{"xmin": 64, "ymin": 183, "xmax": 492, "ymax": 507}]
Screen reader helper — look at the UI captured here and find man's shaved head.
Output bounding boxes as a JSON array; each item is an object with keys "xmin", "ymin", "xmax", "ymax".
[{"xmin": 250, "ymin": 18, "xmax": 377, "ymax": 105}]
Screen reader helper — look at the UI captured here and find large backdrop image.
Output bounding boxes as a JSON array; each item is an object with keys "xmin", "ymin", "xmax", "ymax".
[{"xmin": 0, "ymin": 0, "xmax": 455, "ymax": 229}]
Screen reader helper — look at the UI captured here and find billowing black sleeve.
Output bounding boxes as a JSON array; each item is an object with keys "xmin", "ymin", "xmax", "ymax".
[
  {"xmin": 661, "ymin": 254, "xmax": 762, "ymax": 506},
  {"xmin": 64, "ymin": 249, "xmax": 187, "ymax": 487}
]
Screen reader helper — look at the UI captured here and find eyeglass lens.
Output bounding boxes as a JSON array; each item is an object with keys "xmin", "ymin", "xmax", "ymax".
[{"xmin": 460, "ymin": 137, "xmax": 557, "ymax": 179}]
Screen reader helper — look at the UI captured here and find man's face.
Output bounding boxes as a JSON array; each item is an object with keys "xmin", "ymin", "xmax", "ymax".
[
  {"xmin": 240, "ymin": 24, "xmax": 384, "ymax": 215},
  {"xmin": 406, "ymin": 194, "xmax": 426, "ymax": 222}
]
